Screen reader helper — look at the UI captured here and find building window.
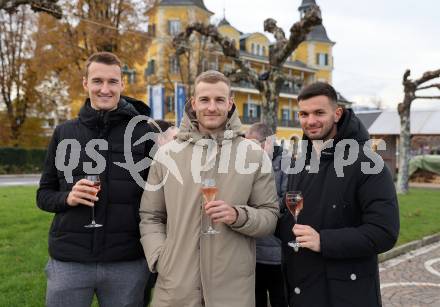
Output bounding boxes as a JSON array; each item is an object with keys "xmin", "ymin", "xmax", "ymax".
[
  {"xmin": 251, "ymin": 43, "xmax": 255, "ymax": 54},
  {"xmin": 169, "ymin": 56, "xmax": 179, "ymax": 74},
  {"xmin": 147, "ymin": 24, "xmax": 156, "ymax": 37},
  {"xmin": 165, "ymin": 96, "xmax": 174, "ymax": 113},
  {"xmin": 168, "ymin": 20, "xmax": 181, "ymax": 36},
  {"xmin": 145, "ymin": 60, "xmax": 155, "ymax": 76},
  {"xmin": 248, "ymin": 103, "xmax": 258, "ymax": 118},
  {"xmin": 316, "ymin": 53, "xmax": 329, "ymax": 66},
  {"xmin": 256, "ymin": 45, "xmax": 260, "ymax": 56},
  {"xmin": 282, "ymin": 109, "xmax": 290, "ymax": 121},
  {"xmin": 122, "ymin": 65, "xmax": 136, "ymax": 84},
  {"xmin": 293, "ymin": 110, "xmax": 299, "ymax": 121},
  {"xmin": 262, "ymin": 46, "xmax": 266, "ymax": 56}
]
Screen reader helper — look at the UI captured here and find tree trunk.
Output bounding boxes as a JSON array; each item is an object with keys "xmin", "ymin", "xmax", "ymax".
[
  {"xmin": 396, "ymin": 102, "xmax": 411, "ymax": 194},
  {"xmin": 261, "ymin": 87, "xmax": 278, "ymax": 134}
]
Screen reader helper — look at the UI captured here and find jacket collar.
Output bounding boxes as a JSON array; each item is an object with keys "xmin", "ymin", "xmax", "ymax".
[
  {"xmin": 79, "ymin": 96, "xmax": 150, "ymax": 131},
  {"xmin": 176, "ymin": 102, "xmax": 242, "ymax": 144}
]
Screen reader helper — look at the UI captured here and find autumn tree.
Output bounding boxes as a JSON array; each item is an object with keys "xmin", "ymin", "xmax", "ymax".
[
  {"xmin": 0, "ymin": 5, "xmax": 37, "ymax": 146},
  {"xmin": 32, "ymin": 0, "xmax": 151, "ymax": 114},
  {"xmin": 173, "ymin": 5, "xmax": 322, "ymax": 132},
  {"xmin": 397, "ymin": 68, "xmax": 440, "ymax": 194},
  {"xmin": 0, "ymin": 0, "xmax": 62, "ymax": 18}
]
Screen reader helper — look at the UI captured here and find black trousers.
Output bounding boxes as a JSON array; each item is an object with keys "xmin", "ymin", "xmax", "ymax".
[{"xmin": 255, "ymin": 263, "xmax": 288, "ymax": 307}]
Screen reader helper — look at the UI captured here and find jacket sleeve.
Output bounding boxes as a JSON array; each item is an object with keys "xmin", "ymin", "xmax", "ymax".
[
  {"xmin": 278, "ymin": 166, "xmax": 288, "ymax": 211},
  {"xmin": 139, "ymin": 160, "xmax": 167, "ymax": 273},
  {"xmin": 320, "ymin": 165, "xmax": 400, "ymax": 259},
  {"xmin": 36, "ymin": 126, "xmax": 71, "ymax": 213},
  {"xmin": 230, "ymin": 152, "xmax": 279, "ymax": 238}
]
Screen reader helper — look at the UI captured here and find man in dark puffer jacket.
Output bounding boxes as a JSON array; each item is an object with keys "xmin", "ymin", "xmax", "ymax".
[{"xmin": 37, "ymin": 52, "xmax": 154, "ymax": 307}]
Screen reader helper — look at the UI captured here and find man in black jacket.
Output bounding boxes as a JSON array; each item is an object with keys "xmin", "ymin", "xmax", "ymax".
[
  {"xmin": 278, "ymin": 82, "xmax": 399, "ymax": 307},
  {"xmin": 37, "ymin": 52, "xmax": 154, "ymax": 307}
]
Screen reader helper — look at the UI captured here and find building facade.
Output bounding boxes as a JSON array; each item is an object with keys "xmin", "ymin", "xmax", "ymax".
[{"xmin": 135, "ymin": 0, "xmax": 336, "ymax": 140}]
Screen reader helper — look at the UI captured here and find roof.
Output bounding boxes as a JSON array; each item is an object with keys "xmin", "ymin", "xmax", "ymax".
[
  {"xmin": 337, "ymin": 92, "xmax": 353, "ymax": 107},
  {"xmin": 298, "ymin": 0, "xmax": 317, "ymax": 12},
  {"xmin": 355, "ymin": 111, "xmax": 382, "ymax": 129},
  {"xmin": 159, "ymin": 0, "xmax": 213, "ymax": 14},
  {"xmin": 368, "ymin": 110, "xmax": 440, "ymax": 135},
  {"xmin": 306, "ymin": 25, "xmax": 334, "ymax": 44},
  {"xmin": 218, "ymin": 17, "xmax": 231, "ymax": 27}
]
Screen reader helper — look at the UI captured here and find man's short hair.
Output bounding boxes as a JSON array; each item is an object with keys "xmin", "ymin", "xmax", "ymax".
[
  {"xmin": 248, "ymin": 122, "xmax": 274, "ymax": 141},
  {"xmin": 297, "ymin": 82, "xmax": 338, "ymax": 105},
  {"xmin": 193, "ymin": 70, "xmax": 231, "ymax": 95},
  {"xmin": 149, "ymin": 120, "xmax": 174, "ymax": 134},
  {"xmin": 85, "ymin": 52, "xmax": 122, "ymax": 78}
]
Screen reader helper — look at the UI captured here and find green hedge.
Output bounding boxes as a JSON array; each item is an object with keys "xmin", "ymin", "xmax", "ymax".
[{"xmin": 0, "ymin": 147, "xmax": 46, "ymax": 174}]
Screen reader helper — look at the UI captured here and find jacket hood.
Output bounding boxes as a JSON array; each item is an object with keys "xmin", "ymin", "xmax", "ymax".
[
  {"xmin": 333, "ymin": 108, "xmax": 369, "ymax": 143},
  {"xmin": 176, "ymin": 101, "xmax": 242, "ymax": 144},
  {"xmin": 79, "ymin": 96, "xmax": 150, "ymax": 130}
]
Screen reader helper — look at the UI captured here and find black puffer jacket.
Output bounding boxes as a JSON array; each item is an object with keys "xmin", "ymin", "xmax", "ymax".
[
  {"xmin": 278, "ymin": 109, "xmax": 399, "ymax": 307},
  {"xmin": 256, "ymin": 145, "xmax": 288, "ymax": 265},
  {"xmin": 37, "ymin": 96, "xmax": 154, "ymax": 262}
]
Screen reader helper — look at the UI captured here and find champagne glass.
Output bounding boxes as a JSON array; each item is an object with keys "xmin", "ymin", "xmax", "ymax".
[
  {"xmin": 285, "ymin": 191, "xmax": 303, "ymax": 251},
  {"xmin": 201, "ymin": 178, "xmax": 220, "ymax": 235},
  {"xmin": 84, "ymin": 175, "xmax": 103, "ymax": 228}
]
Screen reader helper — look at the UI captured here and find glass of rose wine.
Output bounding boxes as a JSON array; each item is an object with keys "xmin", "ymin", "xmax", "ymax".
[
  {"xmin": 285, "ymin": 191, "xmax": 303, "ymax": 251},
  {"xmin": 201, "ymin": 178, "xmax": 220, "ymax": 235},
  {"xmin": 84, "ymin": 175, "xmax": 103, "ymax": 228}
]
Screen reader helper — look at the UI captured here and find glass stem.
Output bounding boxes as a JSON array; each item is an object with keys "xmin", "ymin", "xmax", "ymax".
[{"xmin": 92, "ymin": 205, "xmax": 95, "ymax": 224}]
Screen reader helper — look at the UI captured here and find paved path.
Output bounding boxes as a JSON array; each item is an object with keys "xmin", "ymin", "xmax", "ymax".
[
  {"xmin": 0, "ymin": 174, "xmax": 40, "ymax": 186},
  {"xmin": 380, "ymin": 241, "xmax": 440, "ymax": 307}
]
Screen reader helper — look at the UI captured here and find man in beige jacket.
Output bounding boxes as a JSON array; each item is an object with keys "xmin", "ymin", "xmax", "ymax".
[{"xmin": 139, "ymin": 70, "xmax": 279, "ymax": 307}]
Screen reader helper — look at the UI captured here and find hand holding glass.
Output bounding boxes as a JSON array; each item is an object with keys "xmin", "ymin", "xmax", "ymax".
[
  {"xmin": 84, "ymin": 175, "xmax": 102, "ymax": 228},
  {"xmin": 201, "ymin": 178, "xmax": 220, "ymax": 235},
  {"xmin": 285, "ymin": 191, "xmax": 303, "ymax": 251}
]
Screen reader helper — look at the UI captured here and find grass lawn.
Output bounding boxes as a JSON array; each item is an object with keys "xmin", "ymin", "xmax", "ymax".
[{"xmin": 0, "ymin": 186, "xmax": 439, "ymax": 306}]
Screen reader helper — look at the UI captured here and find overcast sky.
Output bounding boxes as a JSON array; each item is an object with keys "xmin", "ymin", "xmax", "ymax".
[{"xmin": 204, "ymin": 0, "xmax": 440, "ymax": 110}]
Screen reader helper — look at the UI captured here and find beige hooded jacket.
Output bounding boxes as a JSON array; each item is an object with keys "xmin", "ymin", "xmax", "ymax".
[{"xmin": 139, "ymin": 104, "xmax": 279, "ymax": 307}]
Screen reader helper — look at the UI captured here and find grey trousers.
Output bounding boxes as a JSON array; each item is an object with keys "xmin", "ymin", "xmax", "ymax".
[{"xmin": 45, "ymin": 258, "xmax": 149, "ymax": 307}]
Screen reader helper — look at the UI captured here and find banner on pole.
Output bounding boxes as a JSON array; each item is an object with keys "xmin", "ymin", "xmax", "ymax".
[
  {"xmin": 149, "ymin": 84, "xmax": 164, "ymax": 119},
  {"xmin": 175, "ymin": 83, "xmax": 186, "ymax": 127}
]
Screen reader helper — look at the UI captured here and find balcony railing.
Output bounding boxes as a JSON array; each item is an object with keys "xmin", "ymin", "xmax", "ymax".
[
  {"xmin": 240, "ymin": 116, "xmax": 301, "ymax": 128},
  {"xmin": 232, "ymin": 81, "xmax": 302, "ymax": 95},
  {"xmin": 278, "ymin": 119, "xmax": 301, "ymax": 128},
  {"xmin": 240, "ymin": 116, "xmax": 260, "ymax": 125}
]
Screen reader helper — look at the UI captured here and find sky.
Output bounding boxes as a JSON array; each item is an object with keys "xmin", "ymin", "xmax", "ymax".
[{"xmin": 204, "ymin": 0, "xmax": 440, "ymax": 110}]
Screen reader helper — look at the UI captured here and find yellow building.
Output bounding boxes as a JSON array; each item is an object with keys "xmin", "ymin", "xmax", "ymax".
[{"xmin": 134, "ymin": 0, "xmax": 338, "ymax": 141}]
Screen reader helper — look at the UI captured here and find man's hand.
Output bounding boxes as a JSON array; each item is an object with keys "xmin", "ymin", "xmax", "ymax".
[
  {"xmin": 66, "ymin": 179, "xmax": 99, "ymax": 207},
  {"xmin": 205, "ymin": 200, "xmax": 237, "ymax": 225},
  {"xmin": 293, "ymin": 224, "xmax": 321, "ymax": 252}
]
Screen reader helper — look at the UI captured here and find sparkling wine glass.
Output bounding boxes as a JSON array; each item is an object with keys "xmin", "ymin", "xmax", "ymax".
[
  {"xmin": 84, "ymin": 175, "xmax": 103, "ymax": 228},
  {"xmin": 201, "ymin": 178, "xmax": 220, "ymax": 235},
  {"xmin": 285, "ymin": 191, "xmax": 303, "ymax": 251}
]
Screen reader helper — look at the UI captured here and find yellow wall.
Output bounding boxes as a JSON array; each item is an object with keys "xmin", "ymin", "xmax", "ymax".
[
  {"xmin": 218, "ymin": 25, "xmax": 240, "ymax": 49},
  {"xmin": 245, "ymin": 33, "xmax": 269, "ymax": 55}
]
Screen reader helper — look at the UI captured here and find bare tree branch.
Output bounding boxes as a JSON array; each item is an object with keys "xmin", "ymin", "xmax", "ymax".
[
  {"xmin": 414, "ymin": 96, "xmax": 440, "ymax": 99},
  {"xmin": 416, "ymin": 83, "xmax": 440, "ymax": 91},
  {"xmin": 173, "ymin": 4, "xmax": 322, "ymax": 133},
  {"xmin": 265, "ymin": 4, "xmax": 322, "ymax": 66},
  {"xmin": 0, "ymin": 0, "xmax": 62, "ymax": 19},
  {"xmin": 173, "ymin": 22, "xmax": 261, "ymax": 88},
  {"xmin": 414, "ymin": 69, "xmax": 440, "ymax": 87}
]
